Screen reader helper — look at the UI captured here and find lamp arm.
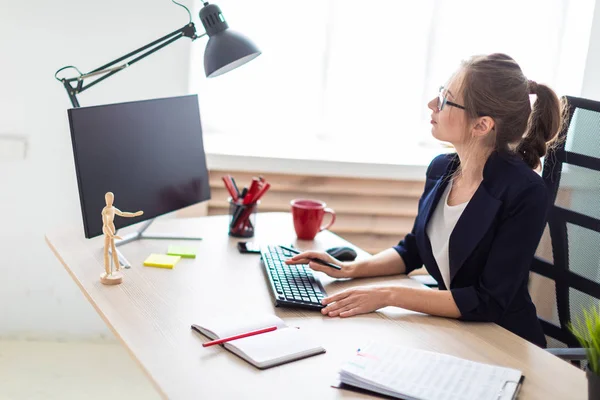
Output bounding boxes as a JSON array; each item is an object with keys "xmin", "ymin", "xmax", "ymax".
[{"xmin": 56, "ymin": 23, "xmax": 207, "ymax": 108}]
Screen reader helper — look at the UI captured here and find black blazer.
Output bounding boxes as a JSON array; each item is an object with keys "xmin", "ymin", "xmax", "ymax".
[{"xmin": 394, "ymin": 151, "xmax": 549, "ymax": 347}]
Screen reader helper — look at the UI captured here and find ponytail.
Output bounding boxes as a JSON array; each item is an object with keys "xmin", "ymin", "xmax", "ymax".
[{"xmin": 516, "ymin": 80, "xmax": 563, "ymax": 169}]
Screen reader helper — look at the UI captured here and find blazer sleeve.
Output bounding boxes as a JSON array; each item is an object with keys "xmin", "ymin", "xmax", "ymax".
[
  {"xmin": 450, "ymin": 182, "xmax": 550, "ymax": 322},
  {"xmin": 393, "ymin": 221, "xmax": 422, "ymax": 275}
]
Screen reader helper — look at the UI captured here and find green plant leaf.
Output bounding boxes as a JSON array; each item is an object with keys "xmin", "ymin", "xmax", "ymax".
[{"xmin": 569, "ymin": 304, "xmax": 600, "ymax": 375}]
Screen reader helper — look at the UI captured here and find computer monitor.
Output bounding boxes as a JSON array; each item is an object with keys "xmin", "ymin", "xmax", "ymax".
[{"xmin": 67, "ymin": 94, "xmax": 211, "ymax": 239}]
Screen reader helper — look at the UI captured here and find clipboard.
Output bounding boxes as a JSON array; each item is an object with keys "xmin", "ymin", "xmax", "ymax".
[
  {"xmin": 336, "ymin": 342, "xmax": 526, "ymax": 400},
  {"xmin": 498, "ymin": 375, "xmax": 525, "ymax": 400},
  {"xmin": 332, "ymin": 376, "xmax": 525, "ymax": 400},
  {"xmin": 331, "ymin": 378, "xmax": 402, "ymax": 399}
]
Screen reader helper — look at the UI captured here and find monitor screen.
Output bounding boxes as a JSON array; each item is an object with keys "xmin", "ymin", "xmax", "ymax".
[{"xmin": 67, "ymin": 94, "xmax": 211, "ymax": 238}]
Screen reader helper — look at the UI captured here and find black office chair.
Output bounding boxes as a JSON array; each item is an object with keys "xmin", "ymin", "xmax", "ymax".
[{"xmin": 529, "ymin": 95, "xmax": 600, "ymax": 363}]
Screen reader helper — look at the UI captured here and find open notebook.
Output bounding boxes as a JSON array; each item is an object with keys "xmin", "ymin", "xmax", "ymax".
[
  {"xmin": 335, "ymin": 342, "xmax": 524, "ymax": 400},
  {"xmin": 191, "ymin": 314, "xmax": 325, "ymax": 369}
]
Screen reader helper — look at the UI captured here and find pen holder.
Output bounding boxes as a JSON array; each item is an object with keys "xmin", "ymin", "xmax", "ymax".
[{"xmin": 228, "ymin": 198, "xmax": 259, "ymax": 238}]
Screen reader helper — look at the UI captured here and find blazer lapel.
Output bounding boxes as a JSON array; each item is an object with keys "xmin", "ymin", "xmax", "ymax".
[
  {"xmin": 415, "ymin": 155, "xmax": 459, "ymax": 289},
  {"xmin": 448, "ymin": 185, "xmax": 501, "ymax": 282},
  {"xmin": 421, "ymin": 155, "xmax": 460, "ymax": 231},
  {"xmin": 421, "ymin": 178, "xmax": 449, "ymax": 231},
  {"xmin": 415, "ymin": 179, "xmax": 448, "ymax": 289}
]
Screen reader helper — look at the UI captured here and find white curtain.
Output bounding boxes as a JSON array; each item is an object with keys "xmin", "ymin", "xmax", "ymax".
[{"xmin": 190, "ymin": 0, "xmax": 596, "ymax": 159}]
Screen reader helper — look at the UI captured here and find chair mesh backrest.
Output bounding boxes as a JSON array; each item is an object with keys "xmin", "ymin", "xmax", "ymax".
[{"xmin": 530, "ymin": 96, "xmax": 600, "ymax": 348}]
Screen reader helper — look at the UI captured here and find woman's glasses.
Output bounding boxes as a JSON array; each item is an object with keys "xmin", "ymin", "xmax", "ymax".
[{"xmin": 437, "ymin": 86, "xmax": 467, "ymax": 112}]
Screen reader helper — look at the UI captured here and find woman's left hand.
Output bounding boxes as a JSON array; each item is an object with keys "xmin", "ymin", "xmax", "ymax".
[{"xmin": 321, "ymin": 287, "xmax": 392, "ymax": 317}]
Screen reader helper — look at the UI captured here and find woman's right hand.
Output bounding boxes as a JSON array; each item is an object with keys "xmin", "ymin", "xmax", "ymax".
[{"xmin": 284, "ymin": 250, "xmax": 355, "ymax": 279}]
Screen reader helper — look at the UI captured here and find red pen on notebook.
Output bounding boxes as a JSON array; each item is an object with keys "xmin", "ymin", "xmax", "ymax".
[{"xmin": 201, "ymin": 325, "xmax": 277, "ymax": 347}]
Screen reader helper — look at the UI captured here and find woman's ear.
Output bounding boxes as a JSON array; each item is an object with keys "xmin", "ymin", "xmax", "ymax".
[{"xmin": 471, "ymin": 116, "xmax": 495, "ymax": 138}]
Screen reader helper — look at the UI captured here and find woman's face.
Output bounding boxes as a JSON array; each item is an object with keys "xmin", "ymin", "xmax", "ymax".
[{"xmin": 427, "ymin": 72, "xmax": 470, "ymax": 145}]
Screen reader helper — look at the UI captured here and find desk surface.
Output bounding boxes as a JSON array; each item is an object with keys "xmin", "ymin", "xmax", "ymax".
[{"xmin": 46, "ymin": 212, "xmax": 586, "ymax": 400}]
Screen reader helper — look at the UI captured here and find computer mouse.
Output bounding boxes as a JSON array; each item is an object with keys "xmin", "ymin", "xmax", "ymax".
[{"xmin": 326, "ymin": 246, "xmax": 357, "ymax": 262}]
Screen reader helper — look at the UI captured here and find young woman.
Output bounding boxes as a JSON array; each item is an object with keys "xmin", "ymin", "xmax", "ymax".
[{"xmin": 285, "ymin": 53, "xmax": 562, "ymax": 347}]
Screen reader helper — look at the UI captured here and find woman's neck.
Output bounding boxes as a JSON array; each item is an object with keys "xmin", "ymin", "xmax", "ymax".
[{"xmin": 453, "ymin": 143, "xmax": 491, "ymax": 187}]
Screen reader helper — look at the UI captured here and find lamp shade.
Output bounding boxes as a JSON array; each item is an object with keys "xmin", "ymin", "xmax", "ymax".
[
  {"xmin": 204, "ymin": 30, "xmax": 261, "ymax": 78},
  {"xmin": 199, "ymin": 3, "xmax": 261, "ymax": 78}
]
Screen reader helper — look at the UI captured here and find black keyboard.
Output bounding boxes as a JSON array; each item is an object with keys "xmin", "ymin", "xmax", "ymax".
[{"xmin": 260, "ymin": 245, "xmax": 326, "ymax": 311}]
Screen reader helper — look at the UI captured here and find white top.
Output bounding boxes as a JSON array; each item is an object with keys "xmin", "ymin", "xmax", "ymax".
[{"xmin": 426, "ymin": 180, "xmax": 469, "ymax": 288}]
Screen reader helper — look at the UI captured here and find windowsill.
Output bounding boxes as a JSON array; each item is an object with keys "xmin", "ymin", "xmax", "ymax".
[{"xmin": 203, "ymin": 134, "xmax": 451, "ymax": 180}]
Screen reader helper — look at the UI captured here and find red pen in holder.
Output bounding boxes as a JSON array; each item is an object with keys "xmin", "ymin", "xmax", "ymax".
[
  {"xmin": 224, "ymin": 175, "xmax": 271, "ymax": 238},
  {"xmin": 228, "ymin": 198, "xmax": 259, "ymax": 238}
]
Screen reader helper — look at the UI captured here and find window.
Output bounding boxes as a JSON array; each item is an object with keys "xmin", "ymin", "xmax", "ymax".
[{"xmin": 190, "ymin": 0, "xmax": 595, "ymax": 163}]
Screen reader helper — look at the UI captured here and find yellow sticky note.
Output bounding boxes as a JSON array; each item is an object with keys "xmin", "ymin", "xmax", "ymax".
[
  {"xmin": 143, "ymin": 254, "xmax": 181, "ymax": 269},
  {"xmin": 167, "ymin": 245, "xmax": 197, "ymax": 258}
]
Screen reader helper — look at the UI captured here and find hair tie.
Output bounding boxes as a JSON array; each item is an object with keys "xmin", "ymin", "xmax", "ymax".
[{"xmin": 528, "ymin": 80, "xmax": 538, "ymax": 94}]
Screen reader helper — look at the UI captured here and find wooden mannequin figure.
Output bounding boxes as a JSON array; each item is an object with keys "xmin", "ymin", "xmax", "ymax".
[{"xmin": 101, "ymin": 192, "xmax": 143, "ymax": 285}]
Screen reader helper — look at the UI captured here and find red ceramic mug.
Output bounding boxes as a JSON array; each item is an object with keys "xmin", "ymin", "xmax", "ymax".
[{"xmin": 290, "ymin": 199, "xmax": 336, "ymax": 240}]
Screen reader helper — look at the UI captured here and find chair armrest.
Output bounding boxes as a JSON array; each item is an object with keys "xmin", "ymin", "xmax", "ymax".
[{"xmin": 546, "ymin": 347, "xmax": 588, "ymax": 361}]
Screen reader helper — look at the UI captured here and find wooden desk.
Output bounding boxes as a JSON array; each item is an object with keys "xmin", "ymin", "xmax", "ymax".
[{"xmin": 46, "ymin": 213, "xmax": 586, "ymax": 399}]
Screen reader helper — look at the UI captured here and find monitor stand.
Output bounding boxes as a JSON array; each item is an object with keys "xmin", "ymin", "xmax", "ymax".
[{"xmin": 109, "ymin": 218, "xmax": 202, "ymax": 268}]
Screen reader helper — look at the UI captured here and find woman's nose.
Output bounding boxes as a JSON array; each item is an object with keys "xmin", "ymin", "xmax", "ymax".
[{"xmin": 427, "ymin": 97, "xmax": 438, "ymax": 112}]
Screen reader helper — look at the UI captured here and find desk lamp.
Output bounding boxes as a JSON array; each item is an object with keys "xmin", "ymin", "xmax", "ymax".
[{"xmin": 54, "ymin": 0, "xmax": 261, "ymax": 108}]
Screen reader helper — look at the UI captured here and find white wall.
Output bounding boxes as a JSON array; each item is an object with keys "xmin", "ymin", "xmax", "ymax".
[
  {"xmin": 582, "ymin": 0, "xmax": 600, "ymax": 100},
  {"xmin": 0, "ymin": 0, "xmax": 194, "ymax": 340}
]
